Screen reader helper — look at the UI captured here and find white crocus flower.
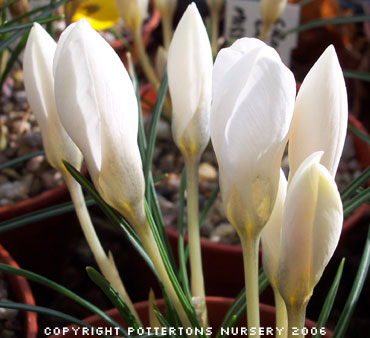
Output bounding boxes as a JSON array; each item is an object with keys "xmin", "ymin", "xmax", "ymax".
[
  {"xmin": 23, "ymin": 23, "xmax": 82, "ymax": 173},
  {"xmin": 211, "ymin": 37, "xmax": 296, "ymax": 235},
  {"xmin": 211, "ymin": 37, "xmax": 295, "ymax": 336},
  {"xmin": 277, "ymin": 152, "xmax": 343, "ymax": 333},
  {"xmin": 288, "ymin": 45, "xmax": 348, "ymax": 180},
  {"xmin": 114, "ymin": 0, "xmax": 148, "ymax": 33},
  {"xmin": 168, "ymin": 3, "xmax": 213, "ymax": 160},
  {"xmin": 53, "ymin": 19, "xmax": 145, "ymax": 227}
]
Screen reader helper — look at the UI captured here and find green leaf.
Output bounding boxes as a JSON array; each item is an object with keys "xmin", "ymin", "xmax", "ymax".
[
  {"xmin": 86, "ymin": 266, "xmax": 141, "ymax": 331},
  {"xmin": 177, "ymin": 169, "xmax": 191, "ymax": 300},
  {"xmin": 145, "ymin": 202, "xmax": 204, "ymax": 335},
  {"xmin": 0, "ymin": 0, "xmax": 69, "ymax": 52},
  {"xmin": 283, "ymin": 15, "xmax": 370, "ymax": 36},
  {"xmin": 0, "ymin": 263, "xmax": 127, "ymax": 336},
  {"xmin": 348, "ymin": 124, "xmax": 370, "ymax": 145},
  {"xmin": 199, "ymin": 185, "xmax": 220, "ymax": 226},
  {"xmin": 341, "ymin": 167, "xmax": 370, "ymax": 201},
  {"xmin": 0, "ymin": 302, "xmax": 114, "ymax": 338},
  {"xmin": 0, "ymin": 32, "xmax": 27, "ymax": 88},
  {"xmin": 0, "ymin": 15, "xmax": 63, "ymax": 34},
  {"xmin": 313, "ymin": 259, "xmax": 345, "ymax": 338},
  {"xmin": 343, "ymin": 187, "xmax": 370, "ymax": 218},
  {"xmin": 144, "ymin": 68, "xmax": 167, "ymax": 201},
  {"xmin": 63, "ymin": 161, "xmax": 158, "ymax": 279},
  {"xmin": 0, "ymin": 197, "xmax": 95, "ymax": 233},
  {"xmin": 0, "ymin": 150, "xmax": 44, "ymax": 170},
  {"xmin": 343, "ymin": 70, "xmax": 370, "ymax": 84},
  {"xmin": 333, "ymin": 226, "xmax": 370, "ymax": 337}
]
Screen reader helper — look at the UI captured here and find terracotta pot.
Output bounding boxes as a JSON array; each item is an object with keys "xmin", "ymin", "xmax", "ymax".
[
  {"xmin": 48, "ymin": 297, "xmax": 331, "ymax": 338},
  {"xmin": 0, "ymin": 244, "xmax": 37, "ymax": 338}
]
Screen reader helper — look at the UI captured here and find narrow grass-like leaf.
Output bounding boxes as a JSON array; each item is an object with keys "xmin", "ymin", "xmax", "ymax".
[
  {"xmin": 177, "ymin": 169, "xmax": 191, "ymax": 300},
  {"xmin": 333, "ymin": 226, "xmax": 370, "ymax": 338},
  {"xmin": 199, "ymin": 185, "xmax": 220, "ymax": 226},
  {"xmin": 63, "ymin": 161, "xmax": 158, "ymax": 279},
  {"xmin": 313, "ymin": 259, "xmax": 345, "ymax": 338},
  {"xmin": 343, "ymin": 187, "xmax": 370, "ymax": 218},
  {"xmin": 0, "ymin": 198, "xmax": 95, "ymax": 233},
  {"xmin": 0, "ymin": 150, "xmax": 44, "ymax": 170},
  {"xmin": 283, "ymin": 15, "xmax": 370, "ymax": 36},
  {"xmin": 0, "ymin": 15, "xmax": 62, "ymax": 34},
  {"xmin": 5, "ymin": 3, "xmax": 51, "ymax": 25},
  {"xmin": 348, "ymin": 124, "xmax": 370, "ymax": 145},
  {"xmin": 145, "ymin": 202, "xmax": 204, "ymax": 334},
  {"xmin": 0, "ymin": 263, "xmax": 127, "ymax": 336},
  {"xmin": 0, "ymin": 0, "xmax": 69, "ymax": 51},
  {"xmin": 153, "ymin": 305, "xmax": 180, "ymax": 338},
  {"xmin": 341, "ymin": 167, "xmax": 370, "ymax": 201},
  {"xmin": 144, "ymin": 68, "xmax": 167, "ymax": 201},
  {"xmin": 0, "ymin": 302, "xmax": 114, "ymax": 338},
  {"xmin": 0, "ymin": 32, "xmax": 27, "ymax": 87},
  {"xmin": 344, "ymin": 70, "xmax": 370, "ymax": 84},
  {"xmin": 86, "ymin": 267, "xmax": 141, "ymax": 331}
]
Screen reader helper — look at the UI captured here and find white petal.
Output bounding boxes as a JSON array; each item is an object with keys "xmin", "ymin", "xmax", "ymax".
[
  {"xmin": 261, "ymin": 169, "xmax": 287, "ymax": 287},
  {"xmin": 23, "ymin": 23, "xmax": 82, "ymax": 170},
  {"xmin": 167, "ymin": 3, "xmax": 213, "ymax": 156},
  {"xmin": 54, "ymin": 19, "xmax": 145, "ymax": 223},
  {"xmin": 277, "ymin": 151, "xmax": 343, "ymax": 305},
  {"xmin": 210, "ymin": 38, "xmax": 296, "ymax": 231},
  {"xmin": 289, "ymin": 45, "xmax": 348, "ymax": 179}
]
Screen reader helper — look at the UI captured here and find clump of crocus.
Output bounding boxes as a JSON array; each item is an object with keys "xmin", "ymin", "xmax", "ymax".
[
  {"xmin": 22, "ymin": 22, "xmax": 139, "ymax": 320},
  {"xmin": 53, "ymin": 18, "xmax": 192, "ymax": 328},
  {"xmin": 167, "ymin": 3, "xmax": 213, "ymax": 327}
]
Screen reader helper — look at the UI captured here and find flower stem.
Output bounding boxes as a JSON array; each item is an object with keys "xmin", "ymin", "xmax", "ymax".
[
  {"xmin": 185, "ymin": 156, "xmax": 208, "ymax": 327},
  {"xmin": 210, "ymin": 7, "xmax": 220, "ymax": 58},
  {"xmin": 133, "ymin": 27, "xmax": 159, "ymax": 92},
  {"xmin": 162, "ymin": 13, "xmax": 173, "ymax": 51},
  {"xmin": 273, "ymin": 286, "xmax": 287, "ymax": 338},
  {"xmin": 287, "ymin": 303, "xmax": 307, "ymax": 338},
  {"xmin": 63, "ymin": 173, "xmax": 141, "ymax": 323},
  {"xmin": 241, "ymin": 235, "xmax": 261, "ymax": 337},
  {"xmin": 136, "ymin": 226, "xmax": 193, "ymax": 330}
]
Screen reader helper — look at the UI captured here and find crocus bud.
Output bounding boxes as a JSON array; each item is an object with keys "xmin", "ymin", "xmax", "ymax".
[
  {"xmin": 23, "ymin": 23, "xmax": 82, "ymax": 173},
  {"xmin": 211, "ymin": 38, "xmax": 296, "ymax": 235},
  {"xmin": 288, "ymin": 45, "xmax": 348, "ymax": 180},
  {"xmin": 277, "ymin": 152, "xmax": 343, "ymax": 308},
  {"xmin": 261, "ymin": 169, "xmax": 287, "ymax": 288},
  {"xmin": 167, "ymin": 3, "xmax": 213, "ymax": 159},
  {"xmin": 54, "ymin": 19, "xmax": 145, "ymax": 226},
  {"xmin": 114, "ymin": 0, "xmax": 148, "ymax": 33},
  {"xmin": 260, "ymin": 0, "xmax": 287, "ymax": 40}
]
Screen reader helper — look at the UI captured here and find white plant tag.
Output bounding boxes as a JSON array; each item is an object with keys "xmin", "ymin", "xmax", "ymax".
[{"xmin": 224, "ymin": 0, "xmax": 300, "ymax": 66}]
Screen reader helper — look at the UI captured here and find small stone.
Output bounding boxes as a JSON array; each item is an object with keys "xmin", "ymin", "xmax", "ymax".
[
  {"xmin": 0, "ymin": 303, "xmax": 18, "ymax": 320},
  {"xmin": 156, "ymin": 120, "xmax": 171, "ymax": 140},
  {"xmin": 13, "ymin": 91, "xmax": 28, "ymax": 105},
  {"xmin": 199, "ymin": 162, "xmax": 217, "ymax": 181},
  {"xmin": 347, "ymin": 159, "xmax": 359, "ymax": 171},
  {"xmin": 41, "ymin": 170, "xmax": 63, "ymax": 189},
  {"xmin": 20, "ymin": 131, "xmax": 42, "ymax": 148},
  {"xmin": 209, "ymin": 223, "xmax": 237, "ymax": 245},
  {"xmin": 0, "ymin": 181, "xmax": 29, "ymax": 201},
  {"xmin": 26, "ymin": 155, "xmax": 45, "ymax": 172}
]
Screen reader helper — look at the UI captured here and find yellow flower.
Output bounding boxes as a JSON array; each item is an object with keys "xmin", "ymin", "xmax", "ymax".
[{"xmin": 68, "ymin": 0, "xmax": 119, "ymax": 30}]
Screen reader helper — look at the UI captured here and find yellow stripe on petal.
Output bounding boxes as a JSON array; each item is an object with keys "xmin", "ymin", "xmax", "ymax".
[{"xmin": 71, "ymin": 0, "xmax": 119, "ymax": 30}]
